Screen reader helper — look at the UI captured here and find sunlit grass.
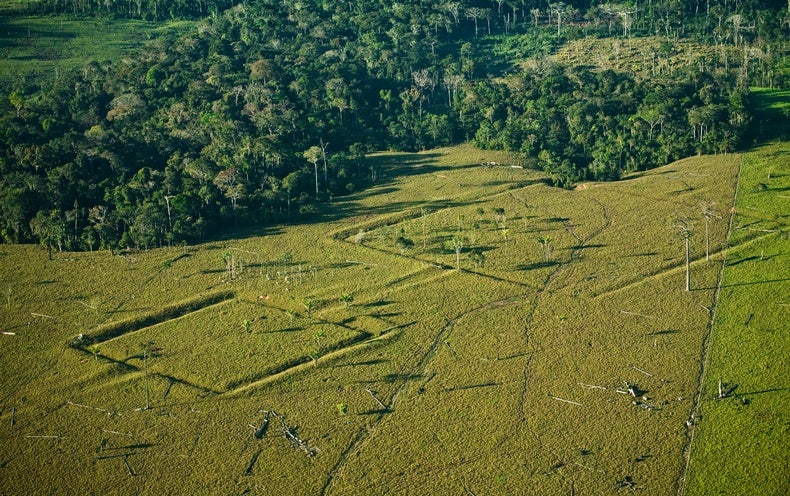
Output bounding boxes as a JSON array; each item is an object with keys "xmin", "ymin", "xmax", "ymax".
[
  {"xmin": 0, "ymin": 15, "xmax": 192, "ymax": 82},
  {"xmin": 683, "ymin": 142, "xmax": 790, "ymax": 496},
  {"xmin": 1, "ymin": 143, "xmax": 784, "ymax": 495}
]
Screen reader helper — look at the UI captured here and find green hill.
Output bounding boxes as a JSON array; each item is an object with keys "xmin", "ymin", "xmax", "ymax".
[
  {"xmin": 1, "ymin": 1, "xmax": 787, "ymax": 247},
  {"xmin": 0, "ymin": 143, "xmax": 786, "ymax": 494}
]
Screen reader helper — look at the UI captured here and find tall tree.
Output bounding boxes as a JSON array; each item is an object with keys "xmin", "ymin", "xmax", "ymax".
[{"xmin": 304, "ymin": 146, "xmax": 323, "ymax": 195}]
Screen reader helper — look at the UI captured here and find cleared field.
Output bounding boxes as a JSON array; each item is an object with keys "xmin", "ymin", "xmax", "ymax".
[
  {"xmin": 548, "ymin": 35, "xmax": 746, "ymax": 80},
  {"xmin": 0, "ymin": 143, "xmax": 785, "ymax": 495},
  {"xmin": 683, "ymin": 142, "xmax": 790, "ymax": 496},
  {"xmin": 0, "ymin": 14, "xmax": 191, "ymax": 81}
]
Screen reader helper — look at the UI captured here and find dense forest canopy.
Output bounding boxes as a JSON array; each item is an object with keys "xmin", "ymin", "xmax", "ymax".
[{"xmin": 1, "ymin": 1, "xmax": 788, "ymax": 251}]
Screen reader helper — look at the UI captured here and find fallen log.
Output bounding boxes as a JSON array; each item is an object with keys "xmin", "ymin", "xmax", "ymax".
[
  {"xmin": 578, "ymin": 383, "xmax": 607, "ymax": 390},
  {"xmin": 271, "ymin": 411, "xmax": 318, "ymax": 457},
  {"xmin": 102, "ymin": 429, "xmax": 133, "ymax": 437},
  {"xmin": 67, "ymin": 400, "xmax": 117, "ymax": 416},
  {"xmin": 632, "ymin": 366, "xmax": 653, "ymax": 377},
  {"xmin": 550, "ymin": 396, "xmax": 582, "ymax": 406},
  {"xmin": 31, "ymin": 313, "xmax": 56, "ymax": 319},
  {"xmin": 365, "ymin": 388, "xmax": 388, "ymax": 410}
]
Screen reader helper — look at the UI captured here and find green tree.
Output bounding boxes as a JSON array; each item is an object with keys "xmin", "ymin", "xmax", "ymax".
[
  {"xmin": 469, "ymin": 248, "xmax": 486, "ymax": 269},
  {"xmin": 30, "ymin": 210, "xmax": 65, "ymax": 260},
  {"xmin": 303, "ymin": 298, "xmax": 315, "ymax": 320},
  {"xmin": 395, "ymin": 235, "xmax": 415, "ymax": 254}
]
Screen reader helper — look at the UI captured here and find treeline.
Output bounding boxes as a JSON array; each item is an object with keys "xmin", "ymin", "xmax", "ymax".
[
  {"xmin": 0, "ymin": 1, "xmax": 786, "ymax": 252},
  {"xmin": 15, "ymin": 0, "xmax": 787, "ymax": 36},
  {"xmin": 484, "ymin": 70, "xmax": 737, "ymax": 183},
  {"xmin": 10, "ymin": 0, "xmax": 238, "ymax": 20}
]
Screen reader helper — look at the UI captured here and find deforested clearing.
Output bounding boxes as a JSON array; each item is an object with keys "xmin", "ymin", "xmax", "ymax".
[{"xmin": 0, "ymin": 143, "xmax": 786, "ymax": 495}]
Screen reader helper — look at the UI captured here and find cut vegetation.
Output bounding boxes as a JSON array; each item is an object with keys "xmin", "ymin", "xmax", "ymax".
[
  {"xmin": 0, "ymin": 14, "xmax": 190, "ymax": 81},
  {"xmin": 1, "ymin": 143, "xmax": 785, "ymax": 494}
]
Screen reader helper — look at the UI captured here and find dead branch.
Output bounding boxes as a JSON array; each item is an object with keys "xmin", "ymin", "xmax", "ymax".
[
  {"xmin": 632, "ymin": 400, "xmax": 660, "ymax": 411},
  {"xmin": 578, "ymin": 383, "xmax": 608, "ymax": 390},
  {"xmin": 270, "ymin": 411, "xmax": 318, "ymax": 457},
  {"xmin": 446, "ymin": 382, "xmax": 500, "ymax": 392},
  {"xmin": 736, "ymin": 227, "xmax": 779, "ymax": 233},
  {"xmin": 67, "ymin": 400, "xmax": 117, "ymax": 416},
  {"xmin": 631, "ymin": 366, "xmax": 653, "ymax": 377},
  {"xmin": 574, "ymin": 462, "xmax": 604, "ymax": 473},
  {"xmin": 31, "ymin": 313, "xmax": 56, "ymax": 319},
  {"xmin": 497, "ymin": 352, "xmax": 528, "ymax": 360},
  {"xmin": 617, "ymin": 476, "xmax": 640, "ymax": 490},
  {"xmin": 365, "ymin": 388, "xmax": 388, "ymax": 410},
  {"xmin": 550, "ymin": 396, "xmax": 582, "ymax": 406},
  {"xmin": 2, "ymin": 332, "xmax": 16, "ymax": 336},
  {"xmin": 624, "ymin": 382, "xmax": 641, "ymax": 397},
  {"xmin": 162, "ymin": 379, "xmax": 175, "ymax": 401},
  {"xmin": 102, "ymin": 429, "xmax": 133, "ymax": 437},
  {"xmin": 25, "ymin": 435, "xmax": 62, "ymax": 439},
  {"xmin": 345, "ymin": 260, "xmax": 378, "ymax": 267}
]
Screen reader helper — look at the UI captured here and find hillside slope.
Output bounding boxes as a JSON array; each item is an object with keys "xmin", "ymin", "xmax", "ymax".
[{"xmin": 4, "ymin": 145, "xmax": 784, "ymax": 494}]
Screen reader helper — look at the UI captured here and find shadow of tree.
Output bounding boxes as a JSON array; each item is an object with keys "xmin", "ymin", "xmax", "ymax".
[{"xmin": 516, "ymin": 261, "xmax": 560, "ymax": 270}]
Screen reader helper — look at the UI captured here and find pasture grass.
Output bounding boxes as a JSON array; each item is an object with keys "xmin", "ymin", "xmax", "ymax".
[
  {"xmin": 682, "ymin": 142, "xmax": 790, "ymax": 495},
  {"xmin": 0, "ymin": 14, "xmax": 191, "ymax": 81},
  {"xmin": 1, "ymin": 143, "xmax": 785, "ymax": 495}
]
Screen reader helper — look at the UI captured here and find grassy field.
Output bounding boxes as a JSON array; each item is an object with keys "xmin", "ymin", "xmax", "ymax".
[
  {"xmin": 682, "ymin": 142, "xmax": 789, "ymax": 495},
  {"xmin": 548, "ymin": 35, "xmax": 748, "ymax": 80},
  {"xmin": 3, "ymin": 143, "xmax": 786, "ymax": 494},
  {"xmin": 0, "ymin": 14, "xmax": 191, "ymax": 82}
]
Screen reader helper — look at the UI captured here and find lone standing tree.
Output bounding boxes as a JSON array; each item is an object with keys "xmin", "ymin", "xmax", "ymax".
[
  {"xmin": 701, "ymin": 202, "xmax": 718, "ymax": 262},
  {"xmin": 676, "ymin": 220, "xmax": 693, "ymax": 291},
  {"xmin": 451, "ymin": 235, "xmax": 464, "ymax": 269},
  {"xmin": 304, "ymin": 146, "xmax": 322, "ymax": 195},
  {"xmin": 538, "ymin": 236, "xmax": 553, "ymax": 262}
]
